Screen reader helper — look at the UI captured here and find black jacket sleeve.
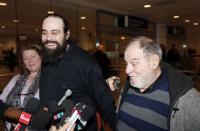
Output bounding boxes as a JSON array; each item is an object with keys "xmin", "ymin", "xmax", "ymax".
[
  {"xmin": 0, "ymin": 100, "xmax": 10, "ymax": 120},
  {"xmin": 87, "ymin": 64, "xmax": 117, "ymax": 129}
]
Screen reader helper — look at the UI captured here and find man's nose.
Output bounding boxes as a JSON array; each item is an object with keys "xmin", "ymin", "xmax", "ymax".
[
  {"xmin": 46, "ymin": 33, "xmax": 53, "ymax": 41},
  {"xmin": 126, "ymin": 64, "xmax": 132, "ymax": 74}
]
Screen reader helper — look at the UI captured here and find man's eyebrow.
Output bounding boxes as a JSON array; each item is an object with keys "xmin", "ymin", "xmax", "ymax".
[
  {"xmin": 41, "ymin": 29, "xmax": 60, "ymax": 32},
  {"xmin": 51, "ymin": 29, "xmax": 60, "ymax": 32},
  {"xmin": 128, "ymin": 57, "xmax": 139, "ymax": 61}
]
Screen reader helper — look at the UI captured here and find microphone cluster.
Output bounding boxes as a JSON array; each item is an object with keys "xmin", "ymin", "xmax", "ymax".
[
  {"xmin": 13, "ymin": 89, "xmax": 95, "ymax": 130},
  {"xmin": 14, "ymin": 97, "xmax": 42, "ymax": 131}
]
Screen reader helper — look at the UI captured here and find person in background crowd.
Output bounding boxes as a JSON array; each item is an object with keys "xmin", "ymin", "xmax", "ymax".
[
  {"xmin": 94, "ymin": 44, "xmax": 111, "ymax": 79},
  {"xmin": 39, "ymin": 14, "xmax": 116, "ymax": 131},
  {"xmin": 167, "ymin": 43, "xmax": 180, "ymax": 67},
  {"xmin": 7, "ymin": 47, "xmax": 17, "ymax": 72},
  {"xmin": 0, "ymin": 44, "xmax": 42, "ymax": 130},
  {"xmin": 108, "ymin": 36, "xmax": 200, "ymax": 131},
  {"xmin": 160, "ymin": 44, "xmax": 167, "ymax": 62}
]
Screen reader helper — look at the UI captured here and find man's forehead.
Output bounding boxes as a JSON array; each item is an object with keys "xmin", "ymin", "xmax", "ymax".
[
  {"xmin": 42, "ymin": 17, "xmax": 64, "ymax": 29},
  {"xmin": 126, "ymin": 42, "xmax": 142, "ymax": 53},
  {"xmin": 125, "ymin": 42, "xmax": 144, "ymax": 59}
]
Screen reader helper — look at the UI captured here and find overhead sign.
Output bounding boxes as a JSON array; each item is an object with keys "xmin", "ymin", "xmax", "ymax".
[
  {"xmin": 117, "ymin": 15, "xmax": 148, "ymax": 29},
  {"xmin": 125, "ymin": 15, "xmax": 148, "ymax": 29}
]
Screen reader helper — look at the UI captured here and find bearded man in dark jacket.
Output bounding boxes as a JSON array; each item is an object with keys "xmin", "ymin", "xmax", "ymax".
[{"xmin": 39, "ymin": 14, "xmax": 116, "ymax": 131}]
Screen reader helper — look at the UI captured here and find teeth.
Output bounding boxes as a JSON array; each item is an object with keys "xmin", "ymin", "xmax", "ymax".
[{"xmin": 47, "ymin": 43, "xmax": 55, "ymax": 45}]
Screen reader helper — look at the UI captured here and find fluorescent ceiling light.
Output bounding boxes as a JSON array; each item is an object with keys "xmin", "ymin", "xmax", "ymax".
[
  {"xmin": 144, "ymin": 4, "xmax": 151, "ymax": 8},
  {"xmin": 185, "ymin": 19, "xmax": 190, "ymax": 22},
  {"xmin": 80, "ymin": 16, "xmax": 86, "ymax": 20},
  {"xmin": 182, "ymin": 44, "xmax": 187, "ymax": 48},
  {"xmin": 120, "ymin": 36, "xmax": 125, "ymax": 40},
  {"xmin": 81, "ymin": 27, "xmax": 86, "ymax": 30},
  {"xmin": 0, "ymin": 2, "xmax": 7, "ymax": 6},
  {"xmin": 48, "ymin": 11, "xmax": 54, "ymax": 14},
  {"xmin": 193, "ymin": 23, "xmax": 199, "ymax": 26},
  {"xmin": 13, "ymin": 19, "xmax": 19, "ymax": 23},
  {"xmin": 173, "ymin": 15, "xmax": 180, "ymax": 19},
  {"xmin": 1, "ymin": 26, "xmax": 6, "ymax": 29}
]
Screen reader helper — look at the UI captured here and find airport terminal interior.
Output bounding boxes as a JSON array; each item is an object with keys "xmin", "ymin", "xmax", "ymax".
[{"xmin": 0, "ymin": 0, "xmax": 200, "ymax": 130}]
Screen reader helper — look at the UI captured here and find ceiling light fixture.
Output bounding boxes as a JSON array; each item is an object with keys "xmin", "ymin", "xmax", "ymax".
[
  {"xmin": 121, "ymin": 36, "xmax": 125, "ymax": 40},
  {"xmin": 13, "ymin": 19, "xmax": 19, "ymax": 23},
  {"xmin": 80, "ymin": 16, "xmax": 86, "ymax": 20},
  {"xmin": 1, "ymin": 26, "xmax": 6, "ymax": 29},
  {"xmin": 185, "ymin": 19, "xmax": 190, "ymax": 22},
  {"xmin": 193, "ymin": 22, "xmax": 199, "ymax": 26},
  {"xmin": 182, "ymin": 44, "xmax": 187, "ymax": 48},
  {"xmin": 0, "ymin": 2, "xmax": 7, "ymax": 6},
  {"xmin": 48, "ymin": 0, "xmax": 54, "ymax": 14},
  {"xmin": 81, "ymin": 27, "xmax": 86, "ymax": 30},
  {"xmin": 144, "ymin": 4, "xmax": 151, "ymax": 8},
  {"xmin": 48, "ymin": 11, "xmax": 54, "ymax": 14},
  {"xmin": 173, "ymin": 15, "xmax": 180, "ymax": 19}
]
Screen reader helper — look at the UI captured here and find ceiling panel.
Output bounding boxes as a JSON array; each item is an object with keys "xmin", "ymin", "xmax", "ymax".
[{"xmin": 0, "ymin": 0, "xmax": 200, "ymax": 37}]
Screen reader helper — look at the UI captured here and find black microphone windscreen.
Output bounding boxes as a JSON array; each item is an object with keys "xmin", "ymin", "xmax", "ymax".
[
  {"xmin": 48, "ymin": 101, "xmax": 58, "ymax": 114},
  {"xmin": 75, "ymin": 103, "xmax": 85, "ymax": 111},
  {"xmin": 55, "ymin": 99, "xmax": 74, "ymax": 129},
  {"xmin": 60, "ymin": 99, "xmax": 74, "ymax": 117},
  {"xmin": 25, "ymin": 98, "xmax": 40, "ymax": 113},
  {"xmin": 29, "ymin": 110, "xmax": 50, "ymax": 129},
  {"xmin": 81, "ymin": 105, "xmax": 95, "ymax": 121}
]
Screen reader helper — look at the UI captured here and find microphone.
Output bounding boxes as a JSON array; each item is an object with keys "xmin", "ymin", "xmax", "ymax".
[
  {"xmin": 28, "ymin": 109, "xmax": 50, "ymax": 130},
  {"xmin": 77, "ymin": 105, "xmax": 95, "ymax": 128},
  {"xmin": 47, "ymin": 90, "xmax": 72, "ymax": 126},
  {"xmin": 48, "ymin": 101, "xmax": 65, "ymax": 125},
  {"xmin": 55, "ymin": 99, "xmax": 74, "ymax": 129},
  {"xmin": 66, "ymin": 103, "xmax": 95, "ymax": 131},
  {"xmin": 58, "ymin": 89, "xmax": 72, "ymax": 106},
  {"xmin": 14, "ymin": 98, "xmax": 40, "ymax": 131}
]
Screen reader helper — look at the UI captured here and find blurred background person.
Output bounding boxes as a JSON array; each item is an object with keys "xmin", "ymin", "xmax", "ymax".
[
  {"xmin": 94, "ymin": 44, "xmax": 111, "ymax": 79},
  {"xmin": 160, "ymin": 44, "xmax": 167, "ymax": 62},
  {"xmin": 7, "ymin": 47, "xmax": 17, "ymax": 72},
  {"xmin": 167, "ymin": 43, "xmax": 180, "ymax": 68}
]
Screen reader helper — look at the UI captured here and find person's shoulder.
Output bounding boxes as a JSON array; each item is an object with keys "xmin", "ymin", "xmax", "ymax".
[
  {"xmin": 70, "ymin": 44, "xmax": 90, "ymax": 56},
  {"xmin": 11, "ymin": 74, "xmax": 20, "ymax": 80},
  {"xmin": 69, "ymin": 44, "xmax": 96, "ymax": 62},
  {"xmin": 185, "ymin": 88, "xmax": 200, "ymax": 97}
]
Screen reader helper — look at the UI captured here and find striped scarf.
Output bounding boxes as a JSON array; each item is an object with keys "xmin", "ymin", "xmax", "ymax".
[{"xmin": 6, "ymin": 72, "xmax": 40, "ymax": 108}]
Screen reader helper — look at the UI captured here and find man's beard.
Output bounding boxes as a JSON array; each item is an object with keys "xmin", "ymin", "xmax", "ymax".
[
  {"xmin": 42, "ymin": 40, "xmax": 67, "ymax": 64},
  {"xmin": 130, "ymin": 71, "xmax": 156, "ymax": 89}
]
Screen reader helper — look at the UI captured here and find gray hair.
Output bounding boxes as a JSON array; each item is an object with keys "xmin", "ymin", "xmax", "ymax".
[{"xmin": 126, "ymin": 36, "xmax": 162, "ymax": 61}]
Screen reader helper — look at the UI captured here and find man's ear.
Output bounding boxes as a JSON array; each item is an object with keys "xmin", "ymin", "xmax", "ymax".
[
  {"xmin": 151, "ymin": 54, "xmax": 160, "ymax": 69},
  {"xmin": 65, "ymin": 30, "xmax": 70, "ymax": 40}
]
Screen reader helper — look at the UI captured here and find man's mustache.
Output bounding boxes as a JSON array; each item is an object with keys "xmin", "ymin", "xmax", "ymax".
[{"xmin": 43, "ymin": 40, "xmax": 59, "ymax": 45}]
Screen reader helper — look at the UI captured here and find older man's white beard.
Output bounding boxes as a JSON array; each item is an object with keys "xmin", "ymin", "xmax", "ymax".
[{"xmin": 130, "ymin": 72, "xmax": 157, "ymax": 89}]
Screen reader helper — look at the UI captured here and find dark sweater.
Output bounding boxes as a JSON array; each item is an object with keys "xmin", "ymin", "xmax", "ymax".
[{"xmin": 39, "ymin": 43, "xmax": 116, "ymax": 130}]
